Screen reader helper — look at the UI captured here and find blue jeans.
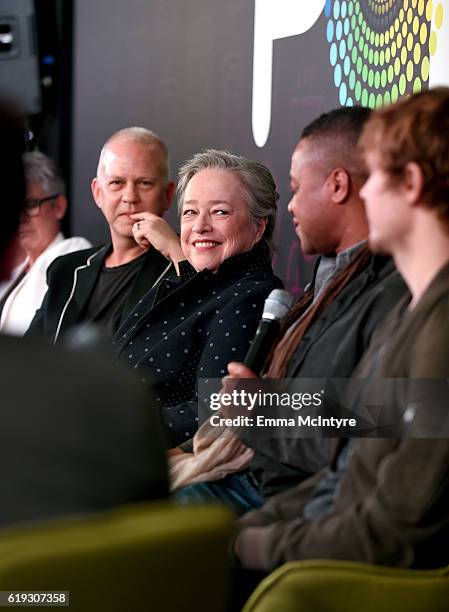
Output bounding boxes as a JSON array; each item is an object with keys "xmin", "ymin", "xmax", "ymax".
[{"xmin": 174, "ymin": 471, "xmax": 263, "ymax": 515}]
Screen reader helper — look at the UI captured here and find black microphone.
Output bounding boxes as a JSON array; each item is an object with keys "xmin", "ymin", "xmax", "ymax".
[{"xmin": 243, "ymin": 289, "xmax": 294, "ymax": 375}]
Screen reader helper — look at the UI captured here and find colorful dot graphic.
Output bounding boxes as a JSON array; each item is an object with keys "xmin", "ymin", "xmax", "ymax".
[{"xmin": 325, "ymin": 0, "xmax": 445, "ymax": 108}]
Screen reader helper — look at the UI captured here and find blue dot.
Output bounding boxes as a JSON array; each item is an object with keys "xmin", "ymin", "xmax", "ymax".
[
  {"xmin": 339, "ymin": 82, "xmax": 348, "ymax": 105},
  {"xmin": 339, "ymin": 39, "xmax": 346, "ymax": 59},
  {"xmin": 326, "ymin": 20, "xmax": 334, "ymax": 42},
  {"xmin": 344, "ymin": 17, "xmax": 350, "ymax": 35},
  {"xmin": 325, "ymin": 0, "xmax": 332, "ymax": 17},
  {"xmin": 330, "ymin": 43, "xmax": 338, "ymax": 66},
  {"xmin": 344, "ymin": 56, "xmax": 350, "ymax": 75},
  {"xmin": 341, "ymin": 1, "xmax": 347, "ymax": 17},
  {"xmin": 336, "ymin": 20, "xmax": 342, "ymax": 40},
  {"xmin": 346, "ymin": 97, "xmax": 354, "ymax": 106},
  {"xmin": 334, "ymin": 1, "xmax": 340, "ymax": 19},
  {"xmin": 334, "ymin": 64, "xmax": 342, "ymax": 87}
]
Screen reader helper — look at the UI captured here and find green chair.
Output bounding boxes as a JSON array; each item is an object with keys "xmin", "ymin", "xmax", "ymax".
[
  {"xmin": 0, "ymin": 501, "xmax": 234, "ymax": 612},
  {"xmin": 242, "ymin": 560, "xmax": 449, "ymax": 612}
]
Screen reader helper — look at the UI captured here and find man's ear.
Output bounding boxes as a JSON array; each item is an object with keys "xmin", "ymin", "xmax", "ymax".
[
  {"xmin": 328, "ymin": 168, "xmax": 350, "ymax": 204},
  {"xmin": 91, "ymin": 177, "xmax": 102, "ymax": 209},
  {"xmin": 404, "ymin": 162, "xmax": 424, "ymax": 207},
  {"xmin": 163, "ymin": 181, "xmax": 177, "ymax": 212},
  {"xmin": 53, "ymin": 195, "xmax": 68, "ymax": 220}
]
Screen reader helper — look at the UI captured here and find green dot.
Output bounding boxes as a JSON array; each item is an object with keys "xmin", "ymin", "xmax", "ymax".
[
  {"xmin": 361, "ymin": 88, "xmax": 368, "ymax": 106},
  {"xmin": 362, "ymin": 64, "xmax": 368, "ymax": 81},
  {"xmin": 399, "ymin": 74, "xmax": 406, "ymax": 95},
  {"xmin": 376, "ymin": 94, "xmax": 383, "ymax": 108},
  {"xmin": 406, "ymin": 60, "xmax": 413, "ymax": 81},
  {"xmin": 349, "ymin": 70, "xmax": 356, "ymax": 89},
  {"xmin": 369, "ymin": 48, "xmax": 374, "ymax": 63},
  {"xmin": 368, "ymin": 69, "xmax": 374, "ymax": 86},
  {"xmin": 374, "ymin": 50, "xmax": 379, "ymax": 66},
  {"xmin": 368, "ymin": 92, "xmax": 376, "ymax": 108},
  {"xmin": 391, "ymin": 83, "xmax": 399, "ymax": 102},
  {"xmin": 370, "ymin": 31, "xmax": 375, "ymax": 44},
  {"xmin": 351, "ymin": 15, "xmax": 356, "ymax": 28},
  {"xmin": 352, "ymin": 46, "xmax": 358, "ymax": 62},
  {"xmin": 355, "ymin": 80, "xmax": 362, "ymax": 100},
  {"xmin": 363, "ymin": 45, "xmax": 368, "ymax": 59},
  {"xmin": 413, "ymin": 77, "xmax": 422, "ymax": 93},
  {"xmin": 355, "ymin": 26, "xmax": 360, "ymax": 41},
  {"xmin": 349, "ymin": 1, "xmax": 354, "ymax": 16},
  {"xmin": 383, "ymin": 91, "xmax": 391, "ymax": 105},
  {"xmin": 374, "ymin": 71, "xmax": 380, "ymax": 87},
  {"xmin": 394, "ymin": 57, "xmax": 401, "ymax": 75},
  {"xmin": 362, "ymin": 20, "xmax": 366, "ymax": 34},
  {"xmin": 379, "ymin": 50, "xmax": 385, "ymax": 65},
  {"xmin": 348, "ymin": 33, "xmax": 354, "ymax": 50},
  {"xmin": 381, "ymin": 69, "xmax": 387, "ymax": 87},
  {"xmin": 366, "ymin": 26, "xmax": 371, "ymax": 40},
  {"xmin": 388, "ymin": 65, "xmax": 394, "ymax": 82},
  {"xmin": 421, "ymin": 55, "xmax": 430, "ymax": 80},
  {"xmin": 358, "ymin": 12, "xmax": 363, "ymax": 25},
  {"xmin": 359, "ymin": 36, "xmax": 364, "ymax": 51},
  {"xmin": 357, "ymin": 57, "xmax": 363, "ymax": 73},
  {"xmin": 355, "ymin": 2, "xmax": 360, "ymax": 15}
]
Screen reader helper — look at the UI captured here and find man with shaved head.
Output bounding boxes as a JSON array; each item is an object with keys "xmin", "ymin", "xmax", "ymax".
[{"xmin": 27, "ymin": 127, "xmax": 183, "ymax": 343}]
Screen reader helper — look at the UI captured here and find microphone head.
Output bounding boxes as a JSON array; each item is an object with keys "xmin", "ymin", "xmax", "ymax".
[{"xmin": 262, "ymin": 289, "xmax": 294, "ymax": 321}]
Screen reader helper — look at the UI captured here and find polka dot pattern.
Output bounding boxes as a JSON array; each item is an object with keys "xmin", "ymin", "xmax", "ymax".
[
  {"xmin": 325, "ymin": 0, "xmax": 444, "ymax": 109},
  {"xmin": 114, "ymin": 243, "xmax": 282, "ymax": 447}
]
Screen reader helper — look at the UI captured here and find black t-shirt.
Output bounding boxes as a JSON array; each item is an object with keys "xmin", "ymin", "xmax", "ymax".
[{"xmin": 83, "ymin": 253, "xmax": 146, "ymax": 339}]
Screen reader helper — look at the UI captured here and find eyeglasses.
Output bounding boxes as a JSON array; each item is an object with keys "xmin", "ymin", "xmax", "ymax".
[{"xmin": 23, "ymin": 194, "xmax": 60, "ymax": 218}]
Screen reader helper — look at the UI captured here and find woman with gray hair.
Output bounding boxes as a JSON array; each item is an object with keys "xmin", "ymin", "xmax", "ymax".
[
  {"xmin": 0, "ymin": 151, "xmax": 90, "ymax": 335},
  {"xmin": 113, "ymin": 149, "xmax": 282, "ymax": 509}
]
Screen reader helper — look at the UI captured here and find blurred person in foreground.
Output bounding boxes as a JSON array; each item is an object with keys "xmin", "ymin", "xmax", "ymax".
[
  {"xmin": 113, "ymin": 150, "xmax": 282, "ymax": 511},
  {"xmin": 0, "ymin": 101, "xmax": 168, "ymax": 527},
  {"xmin": 232, "ymin": 88, "xmax": 449, "ymax": 589},
  {"xmin": 0, "ymin": 152, "xmax": 90, "ymax": 335},
  {"xmin": 27, "ymin": 127, "xmax": 181, "ymax": 343}
]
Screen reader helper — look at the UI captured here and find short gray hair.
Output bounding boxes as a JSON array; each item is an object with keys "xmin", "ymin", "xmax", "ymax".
[
  {"xmin": 176, "ymin": 149, "xmax": 278, "ymax": 254},
  {"xmin": 23, "ymin": 151, "xmax": 65, "ymax": 196},
  {"xmin": 98, "ymin": 127, "xmax": 170, "ymax": 181}
]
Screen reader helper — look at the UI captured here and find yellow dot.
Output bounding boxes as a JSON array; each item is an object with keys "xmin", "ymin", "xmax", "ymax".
[
  {"xmin": 426, "ymin": 1, "xmax": 433, "ymax": 21},
  {"xmin": 399, "ymin": 8, "xmax": 404, "ymax": 21},
  {"xmin": 385, "ymin": 29, "xmax": 390, "ymax": 44},
  {"xmin": 429, "ymin": 30, "xmax": 437, "ymax": 55},
  {"xmin": 397, "ymin": 32, "xmax": 403, "ymax": 48},
  {"xmin": 420, "ymin": 22, "xmax": 428, "ymax": 43},
  {"xmin": 421, "ymin": 54, "xmax": 430, "ymax": 80},
  {"xmin": 418, "ymin": 0, "xmax": 425, "ymax": 15},
  {"xmin": 407, "ymin": 60, "xmax": 414, "ymax": 81},
  {"xmin": 407, "ymin": 7, "xmax": 413, "ymax": 22},
  {"xmin": 380, "ymin": 33, "xmax": 384, "ymax": 46},
  {"xmin": 404, "ymin": 0, "xmax": 409, "ymax": 9},
  {"xmin": 392, "ymin": 41, "xmax": 397, "ymax": 56},
  {"xmin": 390, "ymin": 25, "xmax": 395, "ymax": 38},
  {"xmin": 386, "ymin": 47, "xmax": 391, "ymax": 62},
  {"xmin": 394, "ymin": 57, "xmax": 401, "ymax": 75},
  {"xmin": 412, "ymin": 0, "xmax": 417, "ymax": 7},
  {"xmin": 402, "ymin": 21, "xmax": 408, "ymax": 37},
  {"xmin": 407, "ymin": 32, "xmax": 413, "ymax": 50},
  {"xmin": 414, "ymin": 42, "xmax": 421, "ymax": 62},
  {"xmin": 401, "ymin": 46, "xmax": 407, "ymax": 63},
  {"xmin": 435, "ymin": 3, "xmax": 444, "ymax": 29},
  {"xmin": 413, "ymin": 16, "xmax": 419, "ymax": 34}
]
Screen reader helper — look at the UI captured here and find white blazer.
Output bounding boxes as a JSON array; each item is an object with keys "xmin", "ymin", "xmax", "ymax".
[{"xmin": 0, "ymin": 233, "xmax": 92, "ymax": 336}]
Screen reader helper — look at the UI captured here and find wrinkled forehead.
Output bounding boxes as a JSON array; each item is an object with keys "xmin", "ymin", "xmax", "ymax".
[{"xmin": 98, "ymin": 140, "xmax": 165, "ymax": 178}]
